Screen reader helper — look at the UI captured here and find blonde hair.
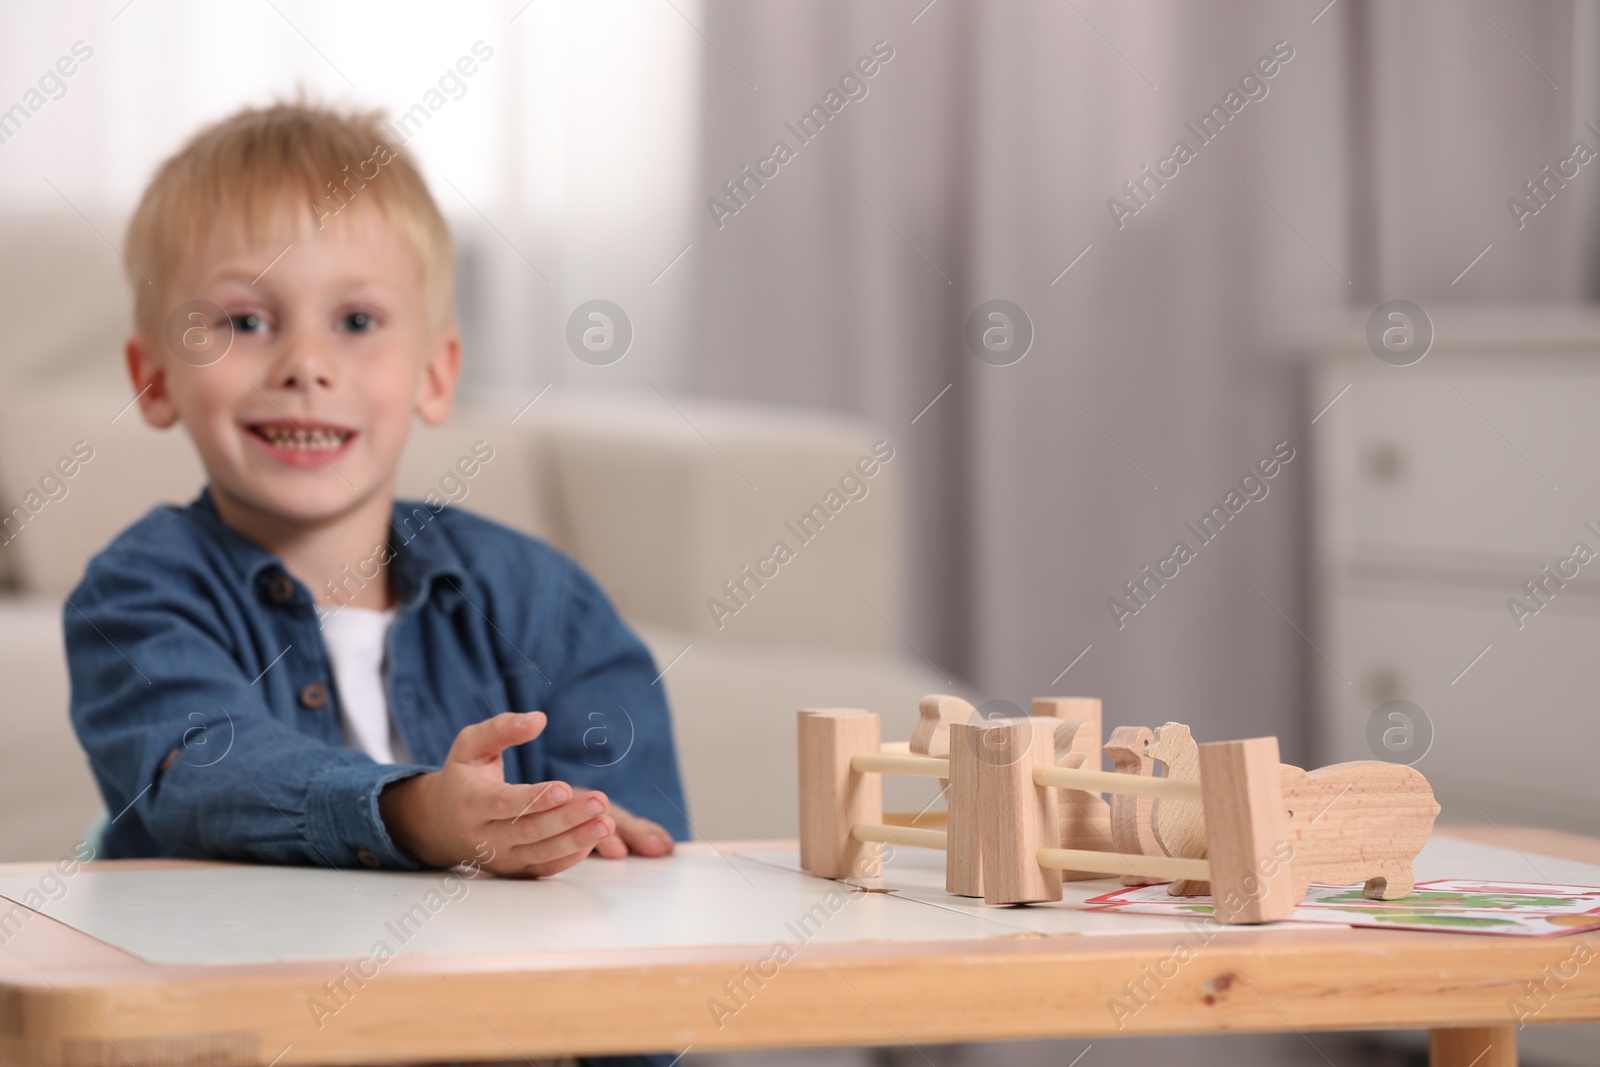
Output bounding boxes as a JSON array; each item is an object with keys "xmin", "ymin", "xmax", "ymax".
[{"xmin": 124, "ymin": 100, "xmax": 454, "ymax": 337}]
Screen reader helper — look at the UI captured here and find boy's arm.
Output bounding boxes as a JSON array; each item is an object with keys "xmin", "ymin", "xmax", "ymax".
[
  {"xmin": 65, "ymin": 555, "xmax": 432, "ymax": 869},
  {"xmin": 532, "ymin": 558, "xmax": 691, "ymax": 842}
]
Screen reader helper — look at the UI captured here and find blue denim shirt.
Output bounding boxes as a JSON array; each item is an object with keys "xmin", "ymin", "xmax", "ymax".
[{"xmin": 65, "ymin": 487, "xmax": 690, "ymax": 870}]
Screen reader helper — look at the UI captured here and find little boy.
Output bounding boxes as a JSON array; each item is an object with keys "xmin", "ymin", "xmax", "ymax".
[{"xmin": 66, "ymin": 102, "xmax": 688, "ymax": 878}]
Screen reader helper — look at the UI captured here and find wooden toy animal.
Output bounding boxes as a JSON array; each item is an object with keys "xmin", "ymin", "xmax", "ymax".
[
  {"xmin": 1148, "ymin": 723, "xmax": 1209, "ymax": 895},
  {"xmin": 1278, "ymin": 760, "xmax": 1437, "ymax": 899},
  {"xmin": 1143, "ymin": 723, "xmax": 1439, "ymax": 902},
  {"xmin": 1103, "ymin": 726, "xmax": 1164, "ymax": 886},
  {"xmin": 1048, "ymin": 719, "xmax": 1116, "ymax": 878},
  {"xmin": 909, "ymin": 694, "xmax": 976, "ymax": 758}
]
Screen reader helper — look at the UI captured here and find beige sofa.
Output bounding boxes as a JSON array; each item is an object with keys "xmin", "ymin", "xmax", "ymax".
[{"xmin": 0, "ymin": 387, "xmax": 958, "ymax": 861}]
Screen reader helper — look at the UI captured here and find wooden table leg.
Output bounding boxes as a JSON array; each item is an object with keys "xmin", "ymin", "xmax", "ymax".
[{"xmin": 1430, "ymin": 1025, "xmax": 1517, "ymax": 1066}]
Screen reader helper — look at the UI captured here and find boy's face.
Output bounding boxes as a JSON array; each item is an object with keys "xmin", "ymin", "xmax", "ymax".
[{"xmin": 126, "ymin": 203, "xmax": 459, "ymax": 529}]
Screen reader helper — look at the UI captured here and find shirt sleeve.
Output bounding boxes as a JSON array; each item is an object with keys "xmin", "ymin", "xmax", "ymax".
[
  {"xmin": 65, "ymin": 550, "xmax": 431, "ymax": 870},
  {"xmin": 531, "ymin": 558, "xmax": 691, "ymax": 841}
]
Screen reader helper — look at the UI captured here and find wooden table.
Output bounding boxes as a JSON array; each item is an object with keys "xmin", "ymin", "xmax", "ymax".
[{"xmin": 1, "ymin": 828, "xmax": 1597, "ymax": 1067}]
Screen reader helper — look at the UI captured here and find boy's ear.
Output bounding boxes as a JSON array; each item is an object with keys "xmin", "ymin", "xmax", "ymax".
[
  {"xmin": 415, "ymin": 328, "xmax": 461, "ymax": 427},
  {"xmin": 124, "ymin": 334, "xmax": 180, "ymax": 429}
]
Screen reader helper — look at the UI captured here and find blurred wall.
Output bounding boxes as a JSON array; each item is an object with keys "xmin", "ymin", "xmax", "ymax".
[{"xmin": 680, "ymin": 0, "xmax": 1600, "ymax": 760}]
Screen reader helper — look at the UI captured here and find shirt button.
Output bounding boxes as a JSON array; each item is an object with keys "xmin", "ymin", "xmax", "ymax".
[
  {"xmin": 266, "ymin": 573, "xmax": 296, "ymax": 603},
  {"xmin": 356, "ymin": 849, "xmax": 382, "ymax": 869},
  {"xmin": 298, "ymin": 682, "xmax": 329, "ymax": 709}
]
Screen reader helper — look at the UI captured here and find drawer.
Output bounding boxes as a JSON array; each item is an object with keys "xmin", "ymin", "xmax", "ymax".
[
  {"xmin": 1316, "ymin": 356, "xmax": 1600, "ymax": 561},
  {"xmin": 1321, "ymin": 583, "xmax": 1600, "ymax": 835}
]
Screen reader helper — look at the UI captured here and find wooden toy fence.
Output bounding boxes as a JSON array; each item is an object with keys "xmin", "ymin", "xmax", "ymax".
[{"xmin": 798, "ymin": 698, "xmax": 1438, "ymax": 925}]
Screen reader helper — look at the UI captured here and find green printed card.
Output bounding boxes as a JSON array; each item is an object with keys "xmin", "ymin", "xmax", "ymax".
[{"xmin": 1084, "ymin": 880, "xmax": 1600, "ymax": 936}]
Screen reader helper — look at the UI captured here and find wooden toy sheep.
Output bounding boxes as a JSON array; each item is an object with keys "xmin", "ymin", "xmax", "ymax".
[{"xmin": 1144, "ymin": 721, "xmax": 1438, "ymax": 902}]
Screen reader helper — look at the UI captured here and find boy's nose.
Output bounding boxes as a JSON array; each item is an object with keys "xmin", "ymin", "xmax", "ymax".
[
  {"xmin": 279, "ymin": 365, "xmax": 333, "ymax": 389},
  {"xmin": 272, "ymin": 340, "xmax": 335, "ymax": 390}
]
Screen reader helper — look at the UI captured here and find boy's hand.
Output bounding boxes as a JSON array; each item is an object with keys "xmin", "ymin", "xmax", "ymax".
[
  {"xmin": 379, "ymin": 711, "xmax": 615, "ymax": 878},
  {"xmin": 571, "ymin": 788, "xmax": 676, "ymax": 859}
]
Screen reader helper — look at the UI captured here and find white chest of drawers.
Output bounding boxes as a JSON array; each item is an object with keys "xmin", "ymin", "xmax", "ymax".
[
  {"xmin": 1315, "ymin": 309, "xmax": 1600, "ymax": 1062},
  {"xmin": 1315, "ymin": 309, "xmax": 1600, "ymax": 837}
]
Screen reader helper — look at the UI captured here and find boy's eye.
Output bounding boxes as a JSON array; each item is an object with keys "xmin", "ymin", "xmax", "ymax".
[
  {"xmin": 230, "ymin": 312, "xmax": 267, "ymax": 334},
  {"xmin": 341, "ymin": 311, "xmax": 377, "ymax": 333}
]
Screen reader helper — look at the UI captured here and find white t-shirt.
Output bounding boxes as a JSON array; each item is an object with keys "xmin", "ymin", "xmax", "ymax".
[{"xmin": 315, "ymin": 604, "xmax": 410, "ymax": 764}]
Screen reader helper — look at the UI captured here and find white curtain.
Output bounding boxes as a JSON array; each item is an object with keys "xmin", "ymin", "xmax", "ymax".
[
  {"xmin": 1355, "ymin": 0, "xmax": 1597, "ymax": 303},
  {"xmin": 685, "ymin": 0, "xmax": 1355, "ymax": 756}
]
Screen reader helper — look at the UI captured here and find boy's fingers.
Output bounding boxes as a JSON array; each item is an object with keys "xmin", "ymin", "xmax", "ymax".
[
  {"xmin": 480, "ymin": 842, "xmax": 592, "ymax": 880},
  {"xmin": 615, "ymin": 813, "xmax": 675, "ymax": 857},
  {"xmin": 448, "ymin": 711, "xmax": 545, "ymax": 766},
  {"xmin": 506, "ymin": 814, "xmax": 615, "ymax": 867},
  {"xmin": 517, "ymin": 848, "xmax": 593, "ymax": 879},
  {"xmin": 593, "ymin": 835, "xmax": 629, "ymax": 859},
  {"xmin": 488, "ymin": 780, "xmax": 572, "ymax": 821},
  {"xmin": 502, "ymin": 794, "xmax": 609, "ymax": 846}
]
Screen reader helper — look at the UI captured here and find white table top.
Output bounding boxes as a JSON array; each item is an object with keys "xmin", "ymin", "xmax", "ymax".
[{"xmin": 0, "ymin": 834, "xmax": 1590, "ymax": 967}]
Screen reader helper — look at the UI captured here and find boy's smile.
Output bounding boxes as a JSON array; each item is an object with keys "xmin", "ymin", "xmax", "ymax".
[
  {"xmin": 243, "ymin": 419, "xmax": 358, "ymax": 467},
  {"xmin": 125, "ymin": 201, "xmax": 459, "ymax": 553}
]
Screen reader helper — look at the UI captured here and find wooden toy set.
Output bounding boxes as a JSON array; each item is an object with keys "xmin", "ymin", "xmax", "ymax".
[{"xmin": 797, "ymin": 695, "xmax": 1440, "ymax": 924}]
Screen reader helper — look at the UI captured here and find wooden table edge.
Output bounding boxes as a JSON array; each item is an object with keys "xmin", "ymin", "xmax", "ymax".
[{"xmin": 0, "ymin": 829, "xmax": 1591, "ymax": 1064}]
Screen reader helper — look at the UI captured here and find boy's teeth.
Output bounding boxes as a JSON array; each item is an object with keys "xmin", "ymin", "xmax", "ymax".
[{"xmin": 257, "ymin": 426, "xmax": 350, "ymax": 450}]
